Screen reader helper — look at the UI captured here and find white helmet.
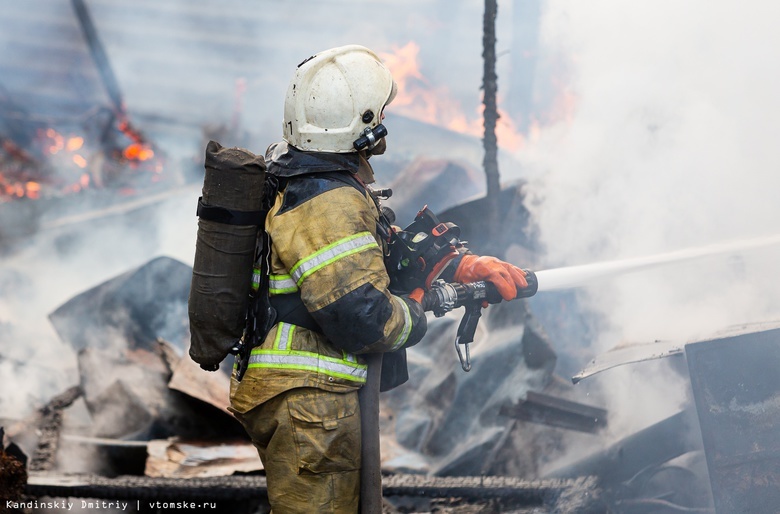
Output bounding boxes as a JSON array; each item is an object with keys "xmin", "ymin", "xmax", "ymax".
[{"xmin": 283, "ymin": 45, "xmax": 397, "ymax": 153}]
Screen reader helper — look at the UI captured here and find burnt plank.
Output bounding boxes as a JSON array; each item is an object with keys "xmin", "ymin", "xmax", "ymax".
[{"xmin": 500, "ymin": 391, "xmax": 607, "ymax": 433}]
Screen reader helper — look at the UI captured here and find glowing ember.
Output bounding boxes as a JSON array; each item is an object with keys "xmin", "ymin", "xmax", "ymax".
[
  {"xmin": 25, "ymin": 181, "xmax": 40, "ymax": 199},
  {"xmin": 123, "ymin": 143, "xmax": 154, "ymax": 162},
  {"xmin": 72, "ymin": 154, "xmax": 87, "ymax": 168},
  {"xmin": 66, "ymin": 137, "xmax": 84, "ymax": 152}
]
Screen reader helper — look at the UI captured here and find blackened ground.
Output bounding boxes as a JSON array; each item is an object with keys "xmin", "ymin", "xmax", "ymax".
[
  {"xmin": 25, "ymin": 473, "xmax": 602, "ymax": 514},
  {"xmin": 0, "ymin": 449, "xmax": 28, "ymax": 504}
]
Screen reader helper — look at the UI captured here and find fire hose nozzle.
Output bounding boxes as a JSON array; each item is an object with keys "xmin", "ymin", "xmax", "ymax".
[
  {"xmin": 427, "ymin": 269, "xmax": 538, "ymax": 316},
  {"xmin": 517, "ymin": 269, "xmax": 538, "ymax": 299},
  {"xmin": 462, "ymin": 269, "xmax": 538, "ymax": 305},
  {"xmin": 425, "ymin": 269, "xmax": 538, "ymax": 372}
]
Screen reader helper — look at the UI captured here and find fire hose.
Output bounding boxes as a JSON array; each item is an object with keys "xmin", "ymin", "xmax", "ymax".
[{"xmin": 360, "ymin": 272, "xmax": 539, "ymax": 513}]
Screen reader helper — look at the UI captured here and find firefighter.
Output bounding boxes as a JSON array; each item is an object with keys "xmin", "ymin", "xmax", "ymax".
[{"xmin": 229, "ymin": 45, "xmax": 528, "ymax": 513}]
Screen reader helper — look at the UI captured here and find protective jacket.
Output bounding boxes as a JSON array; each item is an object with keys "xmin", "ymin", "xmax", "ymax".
[{"xmin": 230, "ymin": 143, "xmax": 427, "ymax": 413}]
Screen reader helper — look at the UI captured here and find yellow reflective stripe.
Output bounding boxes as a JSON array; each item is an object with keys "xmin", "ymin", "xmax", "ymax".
[
  {"xmin": 248, "ymin": 349, "xmax": 368, "ymax": 382},
  {"xmin": 251, "ymin": 266, "xmax": 262, "ymax": 292},
  {"xmin": 273, "ymin": 323, "xmax": 295, "ymax": 350},
  {"xmin": 290, "ymin": 232, "xmax": 377, "ymax": 286},
  {"xmin": 390, "ymin": 296, "xmax": 412, "ymax": 351},
  {"xmin": 269, "ymin": 274, "xmax": 298, "ymax": 294}
]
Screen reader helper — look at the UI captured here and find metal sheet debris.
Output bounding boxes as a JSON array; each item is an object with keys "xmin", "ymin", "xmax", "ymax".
[
  {"xmin": 572, "ymin": 340, "xmax": 684, "ymax": 384},
  {"xmin": 686, "ymin": 327, "xmax": 780, "ymax": 513}
]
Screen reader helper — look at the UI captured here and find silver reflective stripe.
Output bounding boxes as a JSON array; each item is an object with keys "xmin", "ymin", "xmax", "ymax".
[
  {"xmin": 248, "ymin": 350, "xmax": 368, "ymax": 382},
  {"xmin": 251, "ymin": 267, "xmax": 262, "ymax": 292},
  {"xmin": 390, "ymin": 296, "xmax": 412, "ymax": 351},
  {"xmin": 290, "ymin": 232, "xmax": 378, "ymax": 286},
  {"xmin": 269, "ymin": 274, "xmax": 298, "ymax": 294},
  {"xmin": 273, "ymin": 323, "xmax": 295, "ymax": 351}
]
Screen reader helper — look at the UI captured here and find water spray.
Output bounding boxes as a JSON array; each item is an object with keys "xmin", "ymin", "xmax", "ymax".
[
  {"xmin": 430, "ymin": 233, "xmax": 780, "ymax": 372},
  {"xmin": 533, "ymin": 233, "xmax": 780, "ymax": 292}
]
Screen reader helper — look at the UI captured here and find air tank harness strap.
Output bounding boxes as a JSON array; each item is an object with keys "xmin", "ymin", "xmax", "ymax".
[{"xmin": 269, "ymin": 292, "xmax": 323, "ymax": 334}]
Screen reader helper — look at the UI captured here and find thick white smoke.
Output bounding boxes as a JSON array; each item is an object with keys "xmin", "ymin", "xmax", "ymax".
[
  {"xmin": 0, "ymin": 0, "xmax": 492, "ymax": 422},
  {"xmin": 517, "ymin": 1, "xmax": 780, "ymax": 451}
]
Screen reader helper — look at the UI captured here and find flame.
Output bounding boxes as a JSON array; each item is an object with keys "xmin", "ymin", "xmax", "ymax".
[
  {"xmin": 123, "ymin": 143, "xmax": 154, "ymax": 161},
  {"xmin": 546, "ymin": 76, "xmax": 577, "ymax": 126},
  {"xmin": 379, "ymin": 42, "xmax": 526, "ymax": 151}
]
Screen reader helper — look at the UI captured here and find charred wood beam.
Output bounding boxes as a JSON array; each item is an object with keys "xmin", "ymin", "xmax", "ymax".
[
  {"xmin": 499, "ymin": 391, "xmax": 608, "ymax": 434},
  {"xmin": 385, "ymin": 475, "xmax": 601, "ymax": 512},
  {"xmin": 29, "ymin": 386, "xmax": 83, "ymax": 472},
  {"xmin": 70, "ymin": 0, "xmax": 148, "ymax": 148},
  {"xmin": 70, "ymin": 0, "xmax": 124, "ymax": 116},
  {"xmin": 27, "ymin": 473, "xmax": 266, "ymax": 502},
  {"xmin": 26, "ymin": 473, "xmax": 602, "ymax": 511},
  {"xmin": 482, "ymin": 0, "xmax": 501, "ymax": 255}
]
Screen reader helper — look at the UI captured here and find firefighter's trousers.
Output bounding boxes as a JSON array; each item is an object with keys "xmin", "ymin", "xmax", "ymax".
[{"xmin": 235, "ymin": 387, "xmax": 361, "ymax": 514}]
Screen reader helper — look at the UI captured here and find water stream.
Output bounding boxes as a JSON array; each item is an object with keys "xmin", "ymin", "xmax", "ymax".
[{"xmin": 534, "ymin": 233, "xmax": 780, "ymax": 292}]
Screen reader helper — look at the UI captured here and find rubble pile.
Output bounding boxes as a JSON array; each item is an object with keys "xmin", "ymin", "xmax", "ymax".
[
  {"xmin": 33, "ymin": 253, "xmax": 581, "ymax": 481},
  {"xmin": 37, "ymin": 257, "xmax": 247, "ymax": 478}
]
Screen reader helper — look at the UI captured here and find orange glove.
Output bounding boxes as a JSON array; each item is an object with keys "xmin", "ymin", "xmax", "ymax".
[
  {"xmin": 408, "ymin": 288, "xmax": 426, "ymax": 304},
  {"xmin": 407, "ymin": 287, "xmax": 437, "ymax": 312},
  {"xmin": 453, "ymin": 255, "xmax": 528, "ymax": 301}
]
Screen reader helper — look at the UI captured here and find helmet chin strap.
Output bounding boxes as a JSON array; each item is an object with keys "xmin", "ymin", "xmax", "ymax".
[{"xmin": 368, "ymin": 137, "xmax": 387, "ymax": 157}]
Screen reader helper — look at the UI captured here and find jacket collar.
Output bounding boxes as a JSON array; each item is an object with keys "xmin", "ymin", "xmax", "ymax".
[{"xmin": 265, "ymin": 142, "xmax": 361, "ymax": 177}]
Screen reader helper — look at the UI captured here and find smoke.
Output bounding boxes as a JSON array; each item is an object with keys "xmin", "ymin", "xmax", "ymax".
[
  {"xmin": 517, "ymin": 0, "xmax": 780, "ymax": 458},
  {"xmin": 9, "ymin": 0, "xmax": 774, "ymax": 489},
  {"xmin": 0, "ymin": 1, "xmax": 494, "ymax": 422}
]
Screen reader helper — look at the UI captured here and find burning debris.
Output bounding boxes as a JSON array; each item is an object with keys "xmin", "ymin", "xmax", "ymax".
[
  {"xmin": 0, "ymin": 120, "xmax": 161, "ymax": 205},
  {"xmin": 0, "ymin": 0, "xmax": 187, "ymax": 250},
  {"xmin": 0, "ymin": 84, "xmax": 172, "ymax": 247}
]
